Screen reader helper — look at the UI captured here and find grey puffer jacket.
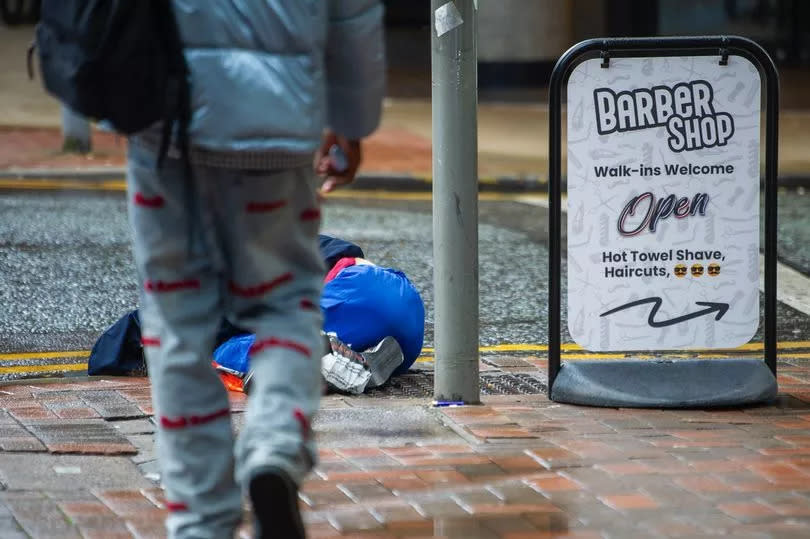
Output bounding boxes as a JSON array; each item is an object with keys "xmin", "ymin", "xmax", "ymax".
[{"xmin": 152, "ymin": 0, "xmax": 385, "ymax": 163}]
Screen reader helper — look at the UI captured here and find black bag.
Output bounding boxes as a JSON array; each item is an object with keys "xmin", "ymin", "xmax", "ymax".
[
  {"xmin": 88, "ymin": 311, "xmax": 145, "ymax": 376},
  {"xmin": 88, "ymin": 310, "xmax": 250, "ymax": 376},
  {"xmin": 319, "ymin": 234, "xmax": 365, "ymax": 270},
  {"xmin": 28, "ymin": 0, "xmax": 191, "ymax": 171}
]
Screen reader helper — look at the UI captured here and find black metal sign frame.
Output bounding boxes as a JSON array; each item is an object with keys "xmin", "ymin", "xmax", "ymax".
[{"xmin": 548, "ymin": 36, "xmax": 779, "ymax": 391}]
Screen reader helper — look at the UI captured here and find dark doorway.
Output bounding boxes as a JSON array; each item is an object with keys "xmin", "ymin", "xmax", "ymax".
[{"xmin": 383, "ymin": 0, "xmax": 431, "ymax": 98}]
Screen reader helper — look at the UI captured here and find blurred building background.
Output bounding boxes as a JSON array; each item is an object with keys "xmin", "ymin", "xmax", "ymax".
[
  {"xmin": 3, "ymin": 0, "xmax": 809, "ymax": 105},
  {"xmin": 384, "ymin": 0, "xmax": 810, "ymax": 104}
]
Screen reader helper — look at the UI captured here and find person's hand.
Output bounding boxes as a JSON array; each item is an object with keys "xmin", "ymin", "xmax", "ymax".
[{"xmin": 314, "ymin": 130, "xmax": 362, "ymax": 194}]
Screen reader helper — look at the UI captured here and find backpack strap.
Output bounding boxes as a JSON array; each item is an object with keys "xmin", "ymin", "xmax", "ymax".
[
  {"xmin": 175, "ymin": 72, "xmax": 193, "ymax": 183},
  {"xmin": 155, "ymin": 0, "xmax": 195, "ymax": 255},
  {"xmin": 156, "ymin": 0, "xmax": 192, "ymax": 185},
  {"xmin": 155, "ymin": 91, "xmax": 174, "ymax": 170},
  {"xmin": 26, "ymin": 40, "xmax": 36, "ymax": 80}
]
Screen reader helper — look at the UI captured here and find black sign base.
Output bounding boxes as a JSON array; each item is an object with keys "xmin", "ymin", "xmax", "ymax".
[{"xmin": 550, "ymin": 359, "xmax": 777, "ymax": 408}]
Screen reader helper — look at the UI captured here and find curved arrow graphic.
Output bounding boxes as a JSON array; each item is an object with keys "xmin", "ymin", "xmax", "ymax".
[{"xmin": 600, "ymin": 296, "xmax": 730, "ymax": 328}]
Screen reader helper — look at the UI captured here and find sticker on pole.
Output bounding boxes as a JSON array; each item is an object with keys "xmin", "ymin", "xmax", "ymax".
[{"xmin": 566, "ymin": 56, "xmax": 761, "ymax": 351}]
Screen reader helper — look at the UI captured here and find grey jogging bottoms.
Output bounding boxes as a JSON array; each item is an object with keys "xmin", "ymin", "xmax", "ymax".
[{"xmin": 127, "ymin": 143, "xmax": 324, "ymax": 538}]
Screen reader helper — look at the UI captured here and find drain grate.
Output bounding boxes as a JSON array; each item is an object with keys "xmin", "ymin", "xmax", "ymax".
[
  {"xmin": 481, "ymin": 372, "xmax": 548, "ymax": 395},
  {"xmin": 364, "ymin": 372, "xmax": 547, "ymax": 398}
]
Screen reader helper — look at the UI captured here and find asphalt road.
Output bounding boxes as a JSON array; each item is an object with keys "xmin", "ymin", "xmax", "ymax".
[
  {"xmin": 774, "ymin": 187, "xmax": 810, "ymax": 273},
  {"xmin": 0, "ymin": 189, "xmax": 554, "ymax": 379},
  {"xmin": 3, "ymin": 187, "xmax": 810, "ymax": 380}
]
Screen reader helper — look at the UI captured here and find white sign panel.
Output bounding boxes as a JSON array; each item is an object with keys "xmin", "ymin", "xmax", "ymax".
[{"xmin": 567, "ymin": 56, "xmax": 761, "ymax": 351}]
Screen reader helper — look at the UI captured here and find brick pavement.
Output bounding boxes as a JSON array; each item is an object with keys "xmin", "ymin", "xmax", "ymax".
[{"xmin": 1, "ymin": 354, "xmax": 809, "ymax": 538}]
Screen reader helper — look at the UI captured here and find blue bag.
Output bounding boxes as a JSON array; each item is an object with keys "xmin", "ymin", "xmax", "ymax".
[
  {"xmin": 213, "ymin": 264, "xmax": 425, "ymax": 378},
  {"xmin": 322, "ymin": 264, "xmax": 425, "ymax": 374},
  {"xmin": 212, "ymin": 334, "xmax": 255, "ymax": 374}
]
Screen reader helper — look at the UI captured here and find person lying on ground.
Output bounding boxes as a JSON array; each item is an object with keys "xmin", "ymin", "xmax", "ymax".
[
  {"xmin": 89, "ymin": 235, "xmax": 425, "ymax": 395},
  {"xmin": 213, "ymin": 247, "xmax": 426, "ymax": 394},
  {"xmin": 215, "ymin": 329, "xmax": 406, "ymax": 395}
]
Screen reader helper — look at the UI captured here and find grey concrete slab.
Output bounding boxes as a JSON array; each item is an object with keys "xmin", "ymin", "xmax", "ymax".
[
  {"xmin": 80, "ymin": 390, "xmax": 145, "ymax": 419},
  {"xmin": 137, "ymin": 459, "xmax": 161, "ymax": 484},
  {"xmin": 0, "ymin": 453, "xmax": 151, "ymax": 490},
  {"xmin": 125, "ymin": 434, "xmax": 156, "ymax": 465},
  {"xmin": 233, "ymin": 398, "xmax": 465, "ymax": 449},
  {"xmin": 109, "ymin": 418, "xmax": 154, "ymax": 435},
  {"xmin": 313, "ymin": 404, "xmax": 464, "ymax": 448}
]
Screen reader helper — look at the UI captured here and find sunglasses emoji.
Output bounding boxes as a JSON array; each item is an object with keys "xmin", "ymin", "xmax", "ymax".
[
  {"xmin": 674, "ymin": 263, "xmax": 687, "ymax": 278},
  {"xmin": 691, "ymin": 263, "xmax": 704, "ymax": 277},
  {"xmin": 708, "ymin": 263, "xmax": 721, "ymax": 276}
]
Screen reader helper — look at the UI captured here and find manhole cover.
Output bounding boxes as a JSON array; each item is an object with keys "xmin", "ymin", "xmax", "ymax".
[{"xmin": 365, "ymin": 372, "xmax": 547, "ymax": 398}]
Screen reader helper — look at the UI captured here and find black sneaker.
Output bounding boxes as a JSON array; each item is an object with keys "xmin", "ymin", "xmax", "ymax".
[{"xmin": 249, "ymin": 467, "xmax": 305, "ymax": 539}]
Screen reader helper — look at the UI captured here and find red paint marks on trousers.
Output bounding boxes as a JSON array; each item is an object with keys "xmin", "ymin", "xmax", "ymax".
[
  {"xmin": 249, "ymin": 337, "xmax": 311, "ymax": 358},
  {"xmin": 229, "ymin": 273, "xmax": 293, "ymax": 297},
  {"xmin": 160, "ymin": 408, "xmax": 230, "ymax": 430},
  {"xmin": 134, "ymin": 192, "xmax": 165, "ymax": 208},
  {"xmin": 144, "ymin": 279, "xmax": 201, "ymax": 293}
]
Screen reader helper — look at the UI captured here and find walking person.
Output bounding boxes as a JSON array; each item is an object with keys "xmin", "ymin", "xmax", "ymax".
[{"xmin": 126, "ymin": 2, "xmax": 385, "ymax": 537}]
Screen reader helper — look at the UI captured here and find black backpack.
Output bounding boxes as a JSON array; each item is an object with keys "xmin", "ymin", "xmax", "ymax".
[{"xmin": 28, "ymin": 0, "xmax": 191, "ymax": 172}]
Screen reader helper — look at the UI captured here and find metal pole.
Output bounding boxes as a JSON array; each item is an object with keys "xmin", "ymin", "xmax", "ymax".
[
  {"xmin": 61, "ymin": 105, "xmax": 91, "ymax": 153},
  {"xmin": 431, "ymin": 0, "xmax": 480, "ymax": 404}
]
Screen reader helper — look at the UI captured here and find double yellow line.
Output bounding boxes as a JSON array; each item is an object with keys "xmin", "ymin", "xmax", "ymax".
[
  {"xmin": 2, "ymin": 340, "xmax": 809, "ymax": 375},
  {"xmin": 0, "ymin": 350, "xmax": 89, "ymax": 375},
  {"xmin": 415, "ymin": 340, "xmax": 810, "ymax": 363},
  {"xmin": 0, "ymin": 178, "xmax": 127, "ymax": 191}
]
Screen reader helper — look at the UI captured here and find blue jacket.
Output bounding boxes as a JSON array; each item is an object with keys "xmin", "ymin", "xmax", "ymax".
[{"xmin": 169, "ymin": 0, "xmax": 385, "ymax": 156}]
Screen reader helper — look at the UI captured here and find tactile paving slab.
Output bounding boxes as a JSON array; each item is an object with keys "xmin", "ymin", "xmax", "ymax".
[{"xmin": 23, "ymin": 420, "xmax": 137, "ymax": 454}]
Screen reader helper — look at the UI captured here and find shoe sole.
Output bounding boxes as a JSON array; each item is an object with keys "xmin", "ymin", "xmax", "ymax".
[
  {"xmin": 321, "ymin": 352, "xmax": 372, "ymax": 394},
  {"xmin": 249, "ymin": 468, "xmax": 306, "ymax": 539},
  {"xmin": 363, "ymin": 336, "xmax": 404, "ymax": 388}
]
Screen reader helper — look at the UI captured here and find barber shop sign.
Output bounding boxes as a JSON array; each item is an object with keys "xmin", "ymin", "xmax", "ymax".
[{"xmin": 566, "ymin": 56, "xmax": 761, "ymax": 350}]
